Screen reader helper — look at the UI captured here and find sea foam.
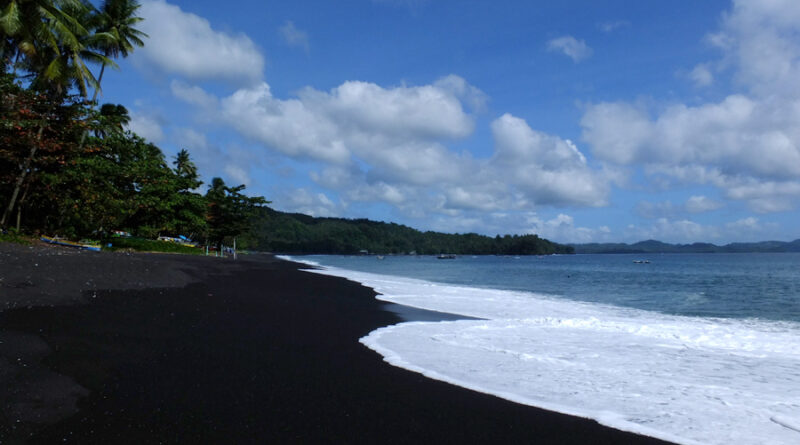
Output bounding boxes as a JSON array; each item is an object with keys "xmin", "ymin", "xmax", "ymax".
[{"xmin": 292, "ymin": 258, "xmax": 800, "ymax": 445}]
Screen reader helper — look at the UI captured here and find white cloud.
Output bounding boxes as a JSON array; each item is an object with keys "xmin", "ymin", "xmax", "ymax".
[
  {"xmin": 128, "ymin": 112, "xmax": 165, "ymax": 143},
  {"xmin": 689, "ymin": 63, "xmax": 714, "ymax": 87},
  {"xmin": 547, "ymin": 36, "xmax": 593, "ymax": 62},
  {"xmin": 434, "ymin": 74, "xmax": 489, "ymax": 113},
  {"xmin": 525, "ymin": 213, "xmax": 611, "ymax": 244},
  {"xmin": 716, "ymin": 0, "xmax": 800, "ymax": 98},
  {"xmin": 172, "ymin": 73, "xmax": 611, "ymax": 227},
  {"xmin": 581, "ymin": 0, "xmax": 800, "ymax": 212},
  {"xmin": 488, "ymin": 113, "xmax": 608, "ymax": 207},
  {"xmin": 170, "ymin": 80, "xmax": 218, "ymax": 108},
  {"xmin": 685, "ymin": 195, "xmax": 723, "ymax": 213},
  {"xmin": 137, "ymin": 0, "xmax": 264, "ymax": 85},
  {"xmin": 219, "ymin": 78, "xmax": 478, "ymax": 168},
  {"xmin": 418, "ymin": 211, "xmax": 611, "ymax": 243},
  {"xmin": 276, "ymin": 188, "xmax": 341, "ymax": 217},
  {"xmin": 724, "ymin": 179, "xmax": 800, "ymax": 213},
  {"xmin": 304, "ymin": 112, "xmax": 610, "ymax": 216},
  {"xmin": 726, "ymin": 216, "xmax": 760, "ymax": 231},
  {"xmin": 223, "ymin": 164, "xmax": 250, "ymax": 186},
  {"xmin": 643, "ymin": 165, "xmax": 800, "ymax": 213},
  {"xmin": 279, "ymin": 21, "xmax": 310, "ymax": 52},
  {"xmin": 598, "ymin": 20, "xmax": 629, "ymax": 33}
]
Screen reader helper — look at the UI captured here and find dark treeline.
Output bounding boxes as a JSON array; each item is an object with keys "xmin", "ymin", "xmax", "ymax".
[
  {"xmin": 241, "ymin": 207, "xmax": 575, "ymax": 255},
  {"xmin": 0, "ymin": 73, "xmax": 266, "ymax": 247}
]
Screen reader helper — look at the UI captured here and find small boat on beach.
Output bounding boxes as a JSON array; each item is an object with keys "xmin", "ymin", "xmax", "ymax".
[{"xmin": 41, "ymin": 236, "xmax": 102, "ymax": 252}]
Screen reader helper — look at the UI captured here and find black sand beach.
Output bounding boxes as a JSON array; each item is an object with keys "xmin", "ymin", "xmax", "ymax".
[{"xmin": 0, "ymin": 242, "xmax": 674, "ymax": 444}]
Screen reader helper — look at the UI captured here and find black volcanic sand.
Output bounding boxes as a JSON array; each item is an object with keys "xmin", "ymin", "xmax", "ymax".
[{"xmin": 0, "ymin": 243, "xmax": 674, "ymax": 444}]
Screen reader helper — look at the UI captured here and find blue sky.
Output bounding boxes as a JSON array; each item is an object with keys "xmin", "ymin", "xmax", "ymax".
[{"xmin": 96, "ymin": 0, "xmax": 800, "ymax": 243}]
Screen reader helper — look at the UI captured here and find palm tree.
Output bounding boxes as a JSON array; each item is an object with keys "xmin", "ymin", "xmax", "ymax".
[
  {"xmin": 1, "ymin": 0, "xmax": 74, "ymax": 75},
  {"xmin": 90, "ymin": 0, "xmax": 145, "ymax": 102},
  {"xmin": 173, "ymin": 149, "xmax": 199, "ymax": 181},
  {"xmin": 94, "ymin": 102, "xmax": 129, "ymax": 137}
]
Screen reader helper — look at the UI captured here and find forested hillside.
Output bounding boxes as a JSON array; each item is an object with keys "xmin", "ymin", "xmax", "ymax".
[{"xmin": 242, "ymin": 207, "xmax": 574, "ymax": 255}]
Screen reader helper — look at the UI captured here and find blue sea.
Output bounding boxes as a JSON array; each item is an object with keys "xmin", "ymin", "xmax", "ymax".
[{"xmin": 288, "ymin": 253, "xmax": 800, "ymax": 445}]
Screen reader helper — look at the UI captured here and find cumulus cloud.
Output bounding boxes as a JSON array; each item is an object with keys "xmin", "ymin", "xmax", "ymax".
[
  {"xmin": 419, "ymin": 211, "xmax": 610, "ymax": 243},
  {"xmin": 128, "ymin": 112, "xmax": 165, "ymax": 143},
  {"xmin": 170, "ymin": 80, "xmax": 218, "ymax": 108},
  {"xmin": 310, "ymin": 111, "xmax": 610, "ymax": 216},
  {"xmin": 726, "ymin": 216, "xmax": 760, "ymax": 231},
  {"xmin": 137, "ymin": 0, "xmax": 264, "ymax": 85},
  {"xmin": 525, "ymin": 213, "xmax": 611, "ymax": 244},
  {"xmin": 279, "ymin": 20, "xmax": 310, "ymax": 52},
  {"xmin": 218, "ymin": 77, "xmax": 478, "ymax": 173},
  {"xmin": 689, "ymin": 63, "xmax": 714, "ymax": 87},
  {"xmin": 685, "ymin": 195, "xmax": 724, "ymax": 213},
  {"xmin": 434, "ymin": 74, "xmax": 489, "ymax": 113},
  {"xmin": 172, "ymin": 73, "xmax": 611, "ymax": 229},
  {"xmin": 547, "ymin": 36, "xmax": 593, "ymax": 62},
  {"xmin": 581, "ymin": 0, "xmax": 800, "ymax": 212},
  {"xmin": 223, "ymin": 164, "xmax": 251, "ymax": 186},
  {"xmin": 276, "ymin": 189, "xmax": 341, "ymax": 217},
  {"xmin": 488, "ymin": 113, "xmax": 608, "ymax": 207}
]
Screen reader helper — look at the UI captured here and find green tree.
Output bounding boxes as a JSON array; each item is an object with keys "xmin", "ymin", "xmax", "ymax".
[
  {"xmin": 90, "ymin": 0, "xmax": 145, "ymax": 102},
  {"xmin": 1, "ymin": 0, "xmax": 78, "ymax": 74},
  {"xmin": 93, "ymin": 102, "xmax": 128, "ymax": 137},
  {"xmin": 170, "ymin": 149, "xmax": 205, "ymax": 238},
  {"xmin": 205, "ymin": 177, "xmax": 268, "ymax": 249},
  {"xmin": 0, "ymin": 75, "xmax": 90, "ymax": 231},
  {"xmin": 0, "ymin": 0, "xmax": 112, "ymax": 227}
]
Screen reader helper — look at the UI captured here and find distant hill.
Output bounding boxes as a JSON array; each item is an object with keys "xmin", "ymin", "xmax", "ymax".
[
  {"xmin": 571, "ymin": 239, "xmax": 800, "ymax": 254},
  {"xmin": 242, "ymin": 207, "xmax": 574, "ymax": 255}
]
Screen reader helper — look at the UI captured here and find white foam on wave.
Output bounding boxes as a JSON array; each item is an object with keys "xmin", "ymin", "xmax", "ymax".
[
  {"xmin": 277, "ymin": 255, "xmax": 322, "ymax": 267},
  {"xmin": 290, "ymin": 258, "xmax": 800, "ymax": 445}
]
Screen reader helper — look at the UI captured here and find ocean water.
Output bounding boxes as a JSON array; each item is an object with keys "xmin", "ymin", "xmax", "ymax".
[{"xmin": 287, "ymin": 253, "xmax": 800, "ymax": 445}]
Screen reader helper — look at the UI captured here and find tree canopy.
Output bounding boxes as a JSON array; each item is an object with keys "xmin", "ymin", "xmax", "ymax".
[{"xmin": 1, "ymin": 2, "xmax": 267, "ymax": 249}]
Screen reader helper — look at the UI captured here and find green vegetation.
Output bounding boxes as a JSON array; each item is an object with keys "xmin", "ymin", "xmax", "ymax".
[
  {"xmin": 0, "ymin": 230, "xmax": 30, "ymax": 245},
  {"xmin": 105, "ymin": 237, "xmax": 203, "ymax": 255},
  {"xmin": 1, "ymin": 0, "xmax": 267, "ymax": 251},
  {"xmin": 243, "ymin": 208, "xmax": 574, "ymax": 255}
]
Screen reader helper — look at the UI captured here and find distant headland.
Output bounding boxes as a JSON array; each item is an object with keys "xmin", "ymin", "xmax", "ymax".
[{"xmin": 570, "ymin": 239, "xmax": 800, "ymax": 254}]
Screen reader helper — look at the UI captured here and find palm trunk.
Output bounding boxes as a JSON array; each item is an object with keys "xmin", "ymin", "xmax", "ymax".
[
  {"xmin": 91, "ymin": 63, "xmax": 106, "ymax": 103},
  {"xmin": 15, "ymin": 181, "xmax": 30, "ymax": 232},
  {"xmin": 1, "ymin": 125, "xmax": 43, "ymax": 227}
]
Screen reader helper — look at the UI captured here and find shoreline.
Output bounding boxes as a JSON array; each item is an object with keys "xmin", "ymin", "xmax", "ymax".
[{"xmin": 0, "ymin": 243, "xmax": 672, "ymax": 444}]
